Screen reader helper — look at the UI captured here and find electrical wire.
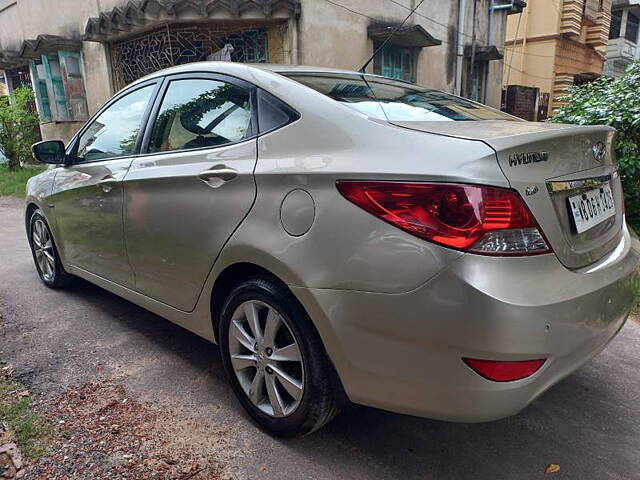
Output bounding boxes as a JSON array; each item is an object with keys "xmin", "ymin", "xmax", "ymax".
[
  {"xmin": 385, "ymin": 0, "xmax": 475, "ymax": 39},
  {"xmin": 320, "ymin": 0, "xmax": 567, "ymax": 81}
]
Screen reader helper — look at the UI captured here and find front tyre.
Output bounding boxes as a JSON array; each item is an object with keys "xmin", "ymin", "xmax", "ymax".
[
  {"xmin": 219, "ymin": 276, "xmax": 342, "ymax": 437},
  {"xmin": 28, "ymin": 209, "xmax": 72, "ymax": 288}
]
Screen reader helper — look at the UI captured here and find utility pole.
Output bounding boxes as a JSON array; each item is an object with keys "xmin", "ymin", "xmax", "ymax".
[{"xmin": 455, "ymin": 0, "xmax": 467, "ymax": 96}]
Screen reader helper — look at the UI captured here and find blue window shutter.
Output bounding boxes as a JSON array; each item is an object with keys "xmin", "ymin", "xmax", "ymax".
[
  {"xmin": 42, "ymin": 54, "xmax": 70, "ymax": 121},
  {"xmin": 29, "ymin": 60, "xmax": 52, "ymax": 123},
  {"xmin": 59, "ymin": 50, "xmax": 89, "ymax": 121},
  {"xmin": 375, "ymin": 44, "xmax": 416, "ymax": 83}
]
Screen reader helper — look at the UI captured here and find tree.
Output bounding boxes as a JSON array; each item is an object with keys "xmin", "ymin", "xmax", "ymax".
[
  {"xmin": 551, "ymin": 63, "xmax": 640, "ymax": 226},
  {"xmin": 0, "ymin": 87, "xmax": 41, "ymax": 170}
]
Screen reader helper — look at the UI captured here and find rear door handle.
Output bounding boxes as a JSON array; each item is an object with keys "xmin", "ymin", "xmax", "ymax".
[
  {"xmin": 198, "ymin": 165, "xmax": 239, "ymax": 183},
  {"xmin": 97, "ymin": 176, "xmax": 119, "ymax": 193}
]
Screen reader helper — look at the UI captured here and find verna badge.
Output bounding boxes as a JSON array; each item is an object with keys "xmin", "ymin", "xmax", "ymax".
[
  {"xmin": 508, "ymin": 152, "xmax": 549, "ymax": 167},
  {"xmin": 592, "ymin": 141, "xmax": 606, "ymax": 162}
]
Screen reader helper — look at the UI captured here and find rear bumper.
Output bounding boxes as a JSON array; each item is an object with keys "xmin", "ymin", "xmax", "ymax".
[{"xmin": 293, "ymin": 224, "xmax": 640, "ymax": 422}]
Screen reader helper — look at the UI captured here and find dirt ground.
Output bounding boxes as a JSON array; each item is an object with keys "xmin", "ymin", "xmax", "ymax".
[{"xmin": 1, "ymin": 195, "xmax": 640, "ymax": 480}]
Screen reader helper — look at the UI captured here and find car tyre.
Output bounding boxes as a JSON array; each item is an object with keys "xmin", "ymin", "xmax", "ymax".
[
  {"xmin": 219, "ymin": 276, "xmax": 342, "ymax": 437},
  {"xmin": 28, "ymin": 209, "xmax": 73, "ymax": 288}
]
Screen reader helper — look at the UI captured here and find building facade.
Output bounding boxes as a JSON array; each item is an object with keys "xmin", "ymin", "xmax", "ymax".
[
  {"xmin": 604, "ymin": 0, "xmax": 640, "ymax": 77},
  {"xmin": 0, "ymin": 0, "xmax": 523, "ymax": 142},
  {"xmin": 503, "ymin": 0, "xmax": 612, "ymax": 119}
]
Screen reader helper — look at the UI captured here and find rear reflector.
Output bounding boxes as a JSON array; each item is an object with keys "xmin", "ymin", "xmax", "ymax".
[
  {"xmin": 462, "ymin": 358, "xmax": 546, "ymax": 382},
  {"xmin": 336, "ymin": 181, "xmax": 551, "ymax": 256}
]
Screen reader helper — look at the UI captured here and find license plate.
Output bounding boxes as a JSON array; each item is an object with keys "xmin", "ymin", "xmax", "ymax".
[{"xmin": 568, "ymin": 184, "xmax": 615, "ymax": 234}]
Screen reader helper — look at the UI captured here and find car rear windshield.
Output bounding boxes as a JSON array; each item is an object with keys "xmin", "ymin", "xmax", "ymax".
[{"xmin": 283, "ymin": 73, "xmax": 516, "ymax": 122}]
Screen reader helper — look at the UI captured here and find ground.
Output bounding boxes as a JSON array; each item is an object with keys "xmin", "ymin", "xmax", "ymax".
[{"xmin": 1, "ymin": 195, "xmax": 639, "ymax": 480}]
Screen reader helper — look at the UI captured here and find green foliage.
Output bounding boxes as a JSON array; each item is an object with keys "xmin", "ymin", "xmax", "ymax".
[
  {"xmin": 551, "ymin": 63, "xmax": 640, "ymax": 226},
  {"xmin": 0, "ymin": 164, "xmax": 45, "ymax": 197},
  {"xmin": 0, "ymin": 87, "xmax": 41, "ymax": 170},
  {"xmin": 0, "ymin": 375, "xmax": 52, "ymax": 460}
]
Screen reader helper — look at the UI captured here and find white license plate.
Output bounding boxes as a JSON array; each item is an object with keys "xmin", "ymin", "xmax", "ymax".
[{"xmin": 568, "ymin": 184, "xmax": 615, "ymax": 234}]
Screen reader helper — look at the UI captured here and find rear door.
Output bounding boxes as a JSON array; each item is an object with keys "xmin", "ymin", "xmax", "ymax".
[
  {"xmin": 123, "ymin": 73, "xmax": 258, "ymax": 311},
  {"xmin": 51, "ymin": 82, "xmax": 158, "ymax": 287}
]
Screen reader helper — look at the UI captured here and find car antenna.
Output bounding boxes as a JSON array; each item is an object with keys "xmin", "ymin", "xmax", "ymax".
[{"xmin": 358, "ymin": 0, "xmax": 426, "ymax": 74}]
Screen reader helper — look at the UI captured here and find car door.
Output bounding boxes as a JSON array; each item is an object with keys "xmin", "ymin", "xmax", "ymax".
[
  {"xmin": 123, "ymin": 74, "xmax": 258, "ymax": 311},
  {"xmin": 50, "ymin": 81, "xmax": 158, "ymax": 288}
]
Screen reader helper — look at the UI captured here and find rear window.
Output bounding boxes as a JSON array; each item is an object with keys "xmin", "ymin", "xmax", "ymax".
[{"xmin": 283, "ymin": 73, "xmax": 515, "ymax": 122}]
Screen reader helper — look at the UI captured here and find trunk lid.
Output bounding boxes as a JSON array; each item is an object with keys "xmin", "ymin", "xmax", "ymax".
[{"xmin": 392, "ymin": 120, "xmax": 623, "ymax": 269}]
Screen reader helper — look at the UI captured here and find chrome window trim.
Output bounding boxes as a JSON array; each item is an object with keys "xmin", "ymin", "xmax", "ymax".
[{"xmin": 546, "ymin": 170, "xmax": 618, "ymax": 194}]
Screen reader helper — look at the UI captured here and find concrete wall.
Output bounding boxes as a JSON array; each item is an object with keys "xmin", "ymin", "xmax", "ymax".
[
  {"xmin": 298, "ymin": 0, "xmax": 512, "ymax": 104},
  {"xmin": 0, "ymin": 0, "xmax": 120, "ymax": 138},
  {"xmin": 0, "ymin": 0, "xmax": 102, "ymax": 49},
  {"xmin": 40, "ymin": 120, "xmax": 83, "ymax": 143},
  {"xmin": 0, "ymin": 1, "xmax": 23, "ymax": 52},
  {"xmin": 82, "ymin": 41, "xmax": 113, "ymax": 115}
]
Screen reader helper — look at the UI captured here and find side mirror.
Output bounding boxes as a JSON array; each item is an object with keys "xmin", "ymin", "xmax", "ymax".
[{"xmin": 31, "ymin": 140, "xmax": 66, "ymax": 164}]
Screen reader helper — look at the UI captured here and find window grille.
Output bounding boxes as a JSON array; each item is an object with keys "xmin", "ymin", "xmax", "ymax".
[{"xmin": 110, "ymin": 24, "xmax": 273, "ymax": 90}]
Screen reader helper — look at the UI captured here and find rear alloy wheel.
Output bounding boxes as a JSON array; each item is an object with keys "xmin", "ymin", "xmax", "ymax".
[
  {"xmin": 219, "ymin": 276, "xmax": 342, "ymax": 437},
  {"xmin": 29, "ymin": 210, "xmax": 72, "ymax": 288},
  {"xmin": 229, "ymin": 300, "xmax": 304, "ymax": 417}
]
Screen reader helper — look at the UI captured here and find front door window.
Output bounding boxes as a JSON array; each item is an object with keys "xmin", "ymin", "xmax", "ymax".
[{"xmin": 75, "ymin": 84, "xmax": 155, "ymax": 162}]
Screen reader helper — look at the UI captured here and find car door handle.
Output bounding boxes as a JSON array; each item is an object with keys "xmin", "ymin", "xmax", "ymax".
[
  {"xmin": 97, "ymin": 176, "xmax": 119, "ymax": 193},
  {"xmin": 198, "ymin": 165, "xmax": 238, "ymax": 183}
]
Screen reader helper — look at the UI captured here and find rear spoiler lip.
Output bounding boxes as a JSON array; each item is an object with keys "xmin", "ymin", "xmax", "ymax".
[{"xmin": 389, "ymin": 120, "xmax": 617, "ymax": 145}]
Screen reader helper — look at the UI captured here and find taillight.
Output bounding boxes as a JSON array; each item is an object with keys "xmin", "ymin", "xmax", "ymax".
[
  {"xmin": 462, "ymin": 358, "xmax": 546, "ymax": 382},
  {"xmin": 336, "ymin": 181, "xmax": 551, "ymax": 256}
]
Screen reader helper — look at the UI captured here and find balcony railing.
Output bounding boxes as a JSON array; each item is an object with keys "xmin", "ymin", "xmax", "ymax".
[{"xmin": 606, "ymin": 36, "xmax": 639, "ymax": 61}]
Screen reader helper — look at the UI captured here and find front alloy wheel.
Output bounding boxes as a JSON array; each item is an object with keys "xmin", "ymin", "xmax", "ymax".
[
  {"xmin": 32, "ymin": 217, "xmax": 56, "ymax": 282},
  {"xmin": 29, "ymin": 209, "xmax": 72, "ymax": 288}
]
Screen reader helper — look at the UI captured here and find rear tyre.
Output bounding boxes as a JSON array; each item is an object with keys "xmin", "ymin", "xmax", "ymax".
[
  {"xmin": 28, "ymin": 209, "xmax": 72, "ymax": 288},
  {"xmin": 219, "ymin": 276, "xmax": 342, "ymax": 437}
]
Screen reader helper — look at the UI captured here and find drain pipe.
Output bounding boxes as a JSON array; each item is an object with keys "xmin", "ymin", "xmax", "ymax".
[
  {"xmin": 483, "ymin": 0, "xmax": 519, "ymax": 103},
  {"xmin": 455, "ymin": 0, "xmax": 466, "ymax": 96}
]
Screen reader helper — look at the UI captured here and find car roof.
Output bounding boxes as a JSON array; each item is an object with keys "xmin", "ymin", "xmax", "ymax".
[
  {"xmin": 129, "ymin": 62, "xmax": 391, "ymax": 88},
  {"xmin": 248, "ymin": 64, "xmax": 367, "ymax": 75}
]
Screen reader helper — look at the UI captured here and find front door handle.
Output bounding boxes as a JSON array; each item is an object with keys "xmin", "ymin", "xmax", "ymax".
[
  {"xmin": 97, "ymin": 176, "xmax": 119, "ymax": 193},
  {"xmin": 199, "ymin": 165, "xmax": 238, "ymax": 183}
]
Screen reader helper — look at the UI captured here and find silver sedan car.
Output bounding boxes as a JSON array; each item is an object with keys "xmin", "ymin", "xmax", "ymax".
[{"xmin": 26, "ymin": 63, "xmax": 639, "ymax": 437}]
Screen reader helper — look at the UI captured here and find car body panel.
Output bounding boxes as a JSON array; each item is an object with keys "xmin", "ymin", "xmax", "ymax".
[
  {"xmin": 24, "ymin": 62, "xmax": 640, "ymax": 423},
  {"xmin": 123, "ymin": 140, "xmax": 258, "ymax": 311},
  {"xmin": 292, "ymin": 225, "xmax": 640, "ymax": 420},
  {"xmin": 49, "ymin": 158, "xmax": 135, "ymax": 287},
  {"xmin": 394, "ymin": 121, "xmax": 622, "ymax": 269},
  {"xmin": 249, "ymin": 109, "xmax": 504, "ymax": 293}
]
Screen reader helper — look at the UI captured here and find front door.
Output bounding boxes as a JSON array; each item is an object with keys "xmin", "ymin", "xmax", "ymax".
[
  {"xmin": 51, "ymin": 83, "xmax": 157, "ymax": 288},
  {"xmin": 124, "ymin": 75, "xmax": 258, "ymax": 311}
]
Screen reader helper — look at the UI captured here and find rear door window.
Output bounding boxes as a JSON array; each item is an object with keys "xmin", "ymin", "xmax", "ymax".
[{"xmin": 148, "ymin": 78, "xmax": 253, "ymax": 153}]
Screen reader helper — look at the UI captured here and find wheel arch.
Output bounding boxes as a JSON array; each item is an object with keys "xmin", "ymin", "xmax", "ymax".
[
  {"xmin": 210, "ymin": 262, "xmax": 289, "ymax": 342},
  {"xmin": 25, "ymin": 202, "xmax": 39, "ymax": 233},
  {"xmin": 209, "ymin": 261, "xmax": 349, "ymax": 405}
]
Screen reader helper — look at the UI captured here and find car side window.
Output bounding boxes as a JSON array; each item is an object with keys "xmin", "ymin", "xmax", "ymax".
[
  {"xmin": 148, "ymin": 79, "xmax": 253, "ymax": 154},
  {"xmin": 75, "ymin": 85, "xmax": 155, "ymax": 163}
]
